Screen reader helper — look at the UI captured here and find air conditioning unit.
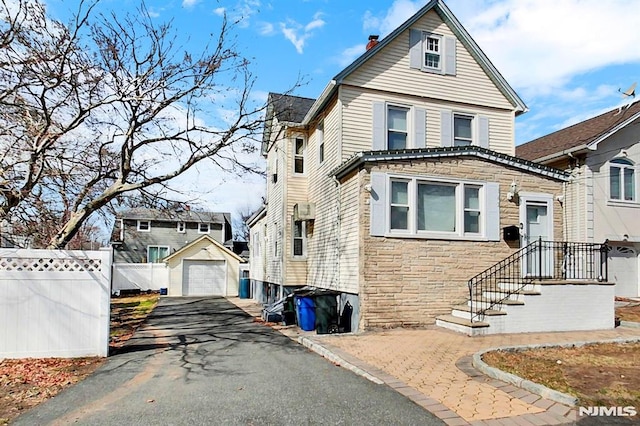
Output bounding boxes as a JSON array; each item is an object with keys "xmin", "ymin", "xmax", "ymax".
[{"xmin": 293, "ymin": 202, "xmax": 315, "ymax": 221}]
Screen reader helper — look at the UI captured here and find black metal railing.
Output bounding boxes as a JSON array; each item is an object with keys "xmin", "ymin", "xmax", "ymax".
[{"xmin": 468, "ymin": 239, "xmax": 608, "ymax": 322}]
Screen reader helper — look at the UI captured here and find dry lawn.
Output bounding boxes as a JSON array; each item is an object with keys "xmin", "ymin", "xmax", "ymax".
[{"xmin": 0, "ymin": 293, "xmax": 159, "ymax": 425}]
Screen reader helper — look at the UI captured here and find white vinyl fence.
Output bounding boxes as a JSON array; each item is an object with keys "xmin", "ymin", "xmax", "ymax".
[
  {"xmin": 0, "ymin": 248, "xmax": 111, "ymax": 359},
  {"xmin": 112, "ymin": 263, "xmax": 169, "ymax": 293}
]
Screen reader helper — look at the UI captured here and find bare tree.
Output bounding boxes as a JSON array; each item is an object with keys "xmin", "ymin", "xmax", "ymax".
[
  {"xmin": 233, "ymin": 200, "xmax": 264, "ymax": 242},
  {"xmin": 0, "ymin": 0, "xmax": 268, "ymax": 249}
]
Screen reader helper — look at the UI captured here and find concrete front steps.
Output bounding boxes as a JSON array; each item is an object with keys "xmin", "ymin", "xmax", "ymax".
[{"xmin": 436, "ymin": 280, "xmax": 616, "ymax": 336}]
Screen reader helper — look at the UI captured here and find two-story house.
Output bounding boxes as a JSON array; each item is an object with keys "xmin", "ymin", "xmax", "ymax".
[
  {"xmin": 251, "ymin": 0, "xmax": 612, "ymax": 334},
  {"xmin": 517, "ymin": 99, "xmax": 640, "ymax": 298},
  {"xmin": 111, "ymin": 208, "xmax": 232, "ymax": 263}
]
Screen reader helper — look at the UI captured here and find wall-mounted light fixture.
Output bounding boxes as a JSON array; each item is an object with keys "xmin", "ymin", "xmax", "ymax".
[{"xmin": 506, "ymin": 180, "xmax": 519, "ymax": 202}]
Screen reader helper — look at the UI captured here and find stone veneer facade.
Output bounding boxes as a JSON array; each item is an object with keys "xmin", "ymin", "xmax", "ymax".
[{"xmin": 353, "ymin": 156, "xmax": 565, "ymax": 329}]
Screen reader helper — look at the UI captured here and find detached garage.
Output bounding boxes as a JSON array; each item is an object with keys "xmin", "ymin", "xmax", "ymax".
[{"xmin": 164, "ymin": 235, "xmax": 243, "ymax": 297}]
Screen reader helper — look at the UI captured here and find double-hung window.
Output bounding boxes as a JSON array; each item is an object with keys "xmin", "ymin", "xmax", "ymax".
[
  {"xmin": 373, "ymin": 174, "xmax": 498, "ymax": 240},
  {"xmin": 387, "ymin": 106, "xmax": 409, "ymax": 150},
  {"xmin": 610, "ymin": 158, "xmax": 635, "ymax": 201},
  {"xmin": 294, "ymin": 137, "xmax": 305, "ymax": 174},
  {"xmin": 292, "ymin": 220, "xmax": 306, "ymax": 257},
  {"xmin": 453, "ymin": 114, "xmax": 473, "ymax": 146},
  {"xmin": 147, "ymin": 245, "xmax": 169, "ymax": 263},
  {"xmin": 177, "ymin": 222, "xmax": 186, "ymax": 233},
  {"xmin": 317, "ymin": 121, "xmax": 325, "ymax": 164},
  {"xmin": 424, "ymin": 34, "xmax": 441, "ymax": 71},
  {"xmin": 198, "ymin": 223, "xmax": 210, "ymax": 234}
]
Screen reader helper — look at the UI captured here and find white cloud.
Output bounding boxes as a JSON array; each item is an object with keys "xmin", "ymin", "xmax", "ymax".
[
  {"xmin": 182, "ymin": 0, "xmax": 200, "ymax": 8},
  {"xmin": 451, "ymin": 0, "xmax": 640, "ymax": 97},
  {"xmin": 337, "ymin": 44, "xmax": 366, "ymax": 67},
  {"xmin": 258, "ymin": 22, "xmax": 274, "ymax": 36},
  {"xmin": 363, "ymin": 0, "xmax": 421, "ymax": 37},
  {"xmin": 279, "ymin": 12, "xmax": 326, "ymax": 54},
  {"xmin": 213, "ymin": 7, "xmax": 225, "ymax": 17}
]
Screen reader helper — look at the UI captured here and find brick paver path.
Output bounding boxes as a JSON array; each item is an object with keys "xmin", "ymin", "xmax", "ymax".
[{"xmin": 313, "ymin": 326, "xmax": 640, "ymax": 425}]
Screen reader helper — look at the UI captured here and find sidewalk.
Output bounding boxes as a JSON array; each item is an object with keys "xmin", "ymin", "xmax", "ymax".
[{"xmin": 229, "ymin": 298, "xmax": 640, "ymax": 426}]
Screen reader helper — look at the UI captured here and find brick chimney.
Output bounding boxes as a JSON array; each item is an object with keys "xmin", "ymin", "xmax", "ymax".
[{"xmin": 366, "ymin": 35, "xmax": 379, "ymax": 51}]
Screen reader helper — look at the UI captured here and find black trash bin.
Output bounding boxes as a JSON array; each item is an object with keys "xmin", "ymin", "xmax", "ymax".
[{"xmin": 314, "ymin": 293, "xmax": 339, "ymax": 334}]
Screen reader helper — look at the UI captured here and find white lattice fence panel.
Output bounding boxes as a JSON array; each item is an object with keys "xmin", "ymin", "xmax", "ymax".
[{"xmin": 0, "ymin": 248, "xmax": 111, "ymax": 358}]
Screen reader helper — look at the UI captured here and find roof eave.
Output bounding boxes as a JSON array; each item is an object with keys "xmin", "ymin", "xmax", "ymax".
[{"xmin": 331, "ymin": 147, "xmax": 569, "ymax": 181}]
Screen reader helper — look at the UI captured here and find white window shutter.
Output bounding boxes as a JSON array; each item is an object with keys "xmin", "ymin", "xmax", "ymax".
[
  {"xmin": 409, "ymin": 29, "xmax": 422, "ymax": 70},
  {"xmin": 478, "ymin": 116, "xmax": 489, "ymax": 149},
  {"xmin": 441, "ymin": 110, "xmax": 453, "ymax": 147},
  {"xmin": 484, "ymin": 182, "xmax": 500, "ymax": 241},
  {"xmin": 370, "ymin": 172, "xmax": 387, "ymax": 236},
  {"xmin": 372, "ymin": 101, "xmax": 385, "ymax": 150},
  {"xmin": 444, "ymin": 36, "xmax": 456, "ymax": 76},
  {"xmin": 413, "ymin": 107, "xmax": 426, "ymax": 148}
]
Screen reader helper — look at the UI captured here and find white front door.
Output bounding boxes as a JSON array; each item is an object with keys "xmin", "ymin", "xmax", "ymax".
[{"xmin": 520, "ymin": 195, "xmax": 554, "ymax": 277}]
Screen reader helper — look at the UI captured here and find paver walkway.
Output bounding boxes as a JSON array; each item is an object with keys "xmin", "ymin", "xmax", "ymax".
[{"xmin": 231, "ymin": 298, "xmax": 640, "ymax": 426}]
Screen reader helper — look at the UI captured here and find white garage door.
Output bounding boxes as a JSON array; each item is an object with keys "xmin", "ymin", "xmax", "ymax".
[
  {"xmin": 183, "ymin": 260, "xmax": 226, "ymax": 296},
  {"xmin": 608, "ymin": 246, "xmax": 639, "ymax": 297}
]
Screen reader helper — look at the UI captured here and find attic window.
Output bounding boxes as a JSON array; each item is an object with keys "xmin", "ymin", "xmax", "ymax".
[
  {"xmin": 424, "ymin": 35, "xmax": 441, "ymax": 70},
  {"xmin": 137, "ymin": 220, "xmax": 151, "ymax": 232},
  {"xmin": 177, "ymin": 222, "xmax": 186, "ymax": 233},
  {"xmin": 198, "ymin": 223, "xmax": 210, "ymax": 234}
]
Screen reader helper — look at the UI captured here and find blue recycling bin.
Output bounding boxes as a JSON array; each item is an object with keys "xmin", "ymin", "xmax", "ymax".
[
  {"xmin": 239, "ymin": 278, "xmax": 250, "ymax": 299},
  {"xmin": 295, "ymin": 296, "xmax": 316, "ymax": 331}
]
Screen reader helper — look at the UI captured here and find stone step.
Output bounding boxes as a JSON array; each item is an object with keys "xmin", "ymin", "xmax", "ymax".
[
  {"xmin": 435, "ymin": 314, "xmax": 489, "ymax": 336},
  {"xmin": 451, "ymin": 304, "xmax": 507, "ymax": 320},
  {"xmin": 471, "ymin": 297, "xmax": 525, "ymax": 306}
]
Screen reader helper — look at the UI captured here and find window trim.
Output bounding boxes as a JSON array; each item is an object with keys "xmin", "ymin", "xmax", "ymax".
[
  {"xmin": 137, "ymin": 220, "xmax": 151, "ymax": 232},
  {"xmin": 609, "ymin": 158, "xmax": 636, "ymax": 202},
  {"xmin": 386, "ymin": 104, "xmax": 411, "ymax": 150},
  {"xmin": 291, "ymin": 218, "xmax": 307, "ymax": 259},
  {"xmin": 317, "ymin": 121, "xmax": 325, "ymax": 165},
  {"xmin": 147, "ymin": 245, "xmax": 169, "ymax": 263},
  {"xmin": 293, "ymin": 136, "xmax": 306, "ymax": 175},
  {"xmin": 385, "ymin": 174, "xmax": 487, "ymax": 239},
  {"xmin": 423, "ymin": 33, "xmax": 442, "ymax": 72},
  {"xmin": 198, "ymin": 223, "xmax": 210, "ymax": 234},
  {"xmin": 177, "ymin": 222, "xmax": 186, "ymax": 233},
  {"xmin": 453, "ymin": 113, "xmax": 474, "ymax": 147}
]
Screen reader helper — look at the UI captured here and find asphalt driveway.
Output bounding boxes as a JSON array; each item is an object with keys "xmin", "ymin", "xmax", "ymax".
[{"xmin": 14, "ymin": 297, "xmax": 443, "ymax": 425}]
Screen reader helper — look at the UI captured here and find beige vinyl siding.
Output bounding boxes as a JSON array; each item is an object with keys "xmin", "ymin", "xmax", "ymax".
[
  {"xmin": 338, "ymin": 170, "xmax": 360, "ymax": 294},
  {"xmin": 306, "ymin": 98, "xmax": 341, "ymax": 289},
  {"xmin": 343, "ymin": 10, "xmax": 514, "ymax": 112},
  {"xmin": 265, "ymin": 123, "xmax": 285, "ymax": 285},
  {"xmin": 284, "ymin": 132, "xmax": 309, "ymax": 285},
  {"xmin": 340, "ymin": 86, "xmax": 515, "ymax": 158}
]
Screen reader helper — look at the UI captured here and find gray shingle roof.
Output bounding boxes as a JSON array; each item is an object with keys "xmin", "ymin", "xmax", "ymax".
[
  {"xmin": 117, "ymin": 208, "xmax": 229, "ymax": 224},
  {"xmin": 517, "ymin": 100, "xmax": 640, "ymax": 162},
  {"xmin": 268, "ymin": 92, "xmax": 315, "ymax": 124}
]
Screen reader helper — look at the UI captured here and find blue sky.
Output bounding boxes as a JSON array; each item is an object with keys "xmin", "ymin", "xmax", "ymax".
[{"xmin": 45, "ymin": 0, "xmax": 640, "ymax": 228}]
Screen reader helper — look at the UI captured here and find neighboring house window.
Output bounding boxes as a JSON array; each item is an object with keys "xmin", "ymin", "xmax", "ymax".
[
  {"xmin": 424, "ymin": 34, "xmax": 441, "ymax": 71},
  {"xmin": 294, "ymin": 137, "xmax": 305, "ymax": 174},
  {"xmin": 409, "ymin": 29, "xmax": 456, "ymax": 76},
  {"xmin": 198, "ymin": 223, "xmax": 210, "ymax": 234},
  {"xmin": 272, "ymin": 158, "xmax": 278, "ymax": 183},
  {"xmin": 610, "ymin": 158, "xmax": 635, "ymax": 201},
  {"xmin": 387, "ymin": 106, "xmax": 409, "ymax": 150},
  {"xmin": 252, "ymin": 231, "xmax": 260, "ymax": 256},
  {"xmin": 292, "ymin": 220, "xmax": 306, "ymax": 257},
  {"xmin": 137, "ymin": 220, "xmax": 151, "ymax": 232},
  {"xmin": 317, "ymin": 121, "xmax": 324, "ymax": 164},
  {"xmin": 147, "ymin": 245, "xmax": 169, "ymax": 263},
  {"xmin": 177, "ymin": 222, "xmax": 186, "ymax": 233},
  {"xmin": 370, "ymin": 172, "xmax": 500, "ymax": 240},
  {"xmin": 453, "ymin": 114, "xmax": 473, "ymax": 146}
]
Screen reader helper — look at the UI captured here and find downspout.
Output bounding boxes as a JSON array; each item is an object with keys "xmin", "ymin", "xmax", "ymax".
[{"xmin": 332, "ymin": 175, "xmax": 341, "ymax": 290}]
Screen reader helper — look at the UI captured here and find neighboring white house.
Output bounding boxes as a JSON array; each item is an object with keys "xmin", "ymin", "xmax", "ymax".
[{"xmin": 517, "ymin": 99, "xmax": 640, "ymax": 298}]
